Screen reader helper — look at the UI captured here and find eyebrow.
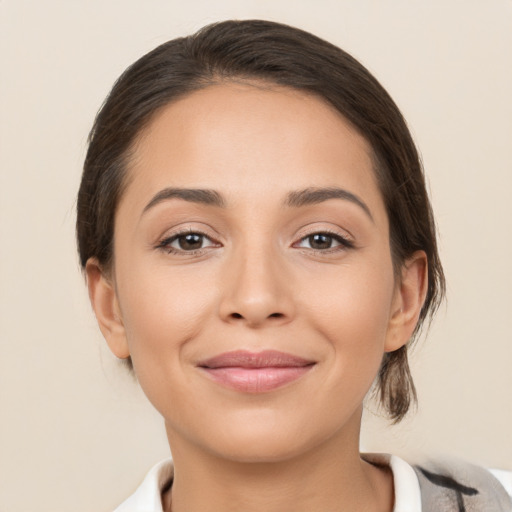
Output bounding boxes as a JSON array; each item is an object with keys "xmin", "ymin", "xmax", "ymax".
[
  {"xmin": 142, "ymin": 187, "xmax": 226, "ymax": 214},
  {"xmin": 142, "ymin": 186, "xmax": 373, "ymax": 221},
  {"xmin": 286, "ymin": 187, "xmax": 374, "ymax": 221}
]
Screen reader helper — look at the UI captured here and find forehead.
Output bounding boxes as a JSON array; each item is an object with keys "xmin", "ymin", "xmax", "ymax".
[{"xmin": 122, "ymin": 82, "xmax": 384, "ymax": 217}]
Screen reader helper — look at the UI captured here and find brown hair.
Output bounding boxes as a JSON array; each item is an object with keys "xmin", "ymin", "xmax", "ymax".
[{"xmin": 77, "ymin": 19, "xmax": 445, "ymax": 422}]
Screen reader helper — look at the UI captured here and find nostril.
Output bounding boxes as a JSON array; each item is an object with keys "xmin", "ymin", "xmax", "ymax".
[{"xmin": 229, "ymin": 312, "xmax": 284, "ymax": 320}]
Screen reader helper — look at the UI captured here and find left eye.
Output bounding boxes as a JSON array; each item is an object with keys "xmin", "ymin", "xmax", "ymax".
[{"xmin": 296, "ymin": 233, "xmax": 348, "ymax": 250}]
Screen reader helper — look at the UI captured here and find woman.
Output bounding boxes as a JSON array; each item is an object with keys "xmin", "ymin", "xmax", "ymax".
[{"xmin": 76, "ymin": 19, "xmax": 512, "ymax": 512}]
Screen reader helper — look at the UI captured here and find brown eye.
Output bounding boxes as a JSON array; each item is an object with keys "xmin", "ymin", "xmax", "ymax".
[
  {"xmin": 158, "ymin": 231, "xmax": 218, "ymax": 253},
  {"xmin": 177, "ymin": 233, "xmax": 204, "ymax": 250},
  {"xmin": 295, "ymin": 232, "xmax": 354, "ymax": 251},
  {"xmin": 308, "ymin": 233, "xmax": 334, "ymax": 250}
]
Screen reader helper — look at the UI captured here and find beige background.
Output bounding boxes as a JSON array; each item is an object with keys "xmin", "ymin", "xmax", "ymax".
[{"xmin": 1, "ymin": 1, "xmax": 511, "ymax": 511}]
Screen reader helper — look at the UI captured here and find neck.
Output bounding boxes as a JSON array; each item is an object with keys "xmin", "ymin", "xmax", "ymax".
[{"xmin": 164, "ymin": 412, "xmax": 394, "ymax": 512}]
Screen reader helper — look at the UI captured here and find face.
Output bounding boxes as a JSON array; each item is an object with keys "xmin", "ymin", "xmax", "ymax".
[{"xmin": 90, "ymin": 82, "xmax": 417, "ymax": 464}]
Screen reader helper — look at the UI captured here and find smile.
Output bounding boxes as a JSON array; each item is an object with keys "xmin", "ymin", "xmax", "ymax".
[{"xmin": 197, "ymin": 350, "xmax": 316, "ymax": 393}]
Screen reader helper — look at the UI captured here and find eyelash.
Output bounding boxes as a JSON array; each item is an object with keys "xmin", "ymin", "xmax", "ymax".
[
  {"xmin": 155, "ymin": 229, "xmax": 220, "ymax": 255},
  {"xmin": 155, "ymin": 229, "xmax": 355, "ymax": 256},
  {"xmin": 293, "ymin": 229, "xmax": 355, "ymax": 254}
]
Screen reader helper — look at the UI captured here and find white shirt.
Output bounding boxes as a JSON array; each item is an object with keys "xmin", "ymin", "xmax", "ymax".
[{"xmin": 114, "ymin": 454, "xmax": 512, "ymax": 512}]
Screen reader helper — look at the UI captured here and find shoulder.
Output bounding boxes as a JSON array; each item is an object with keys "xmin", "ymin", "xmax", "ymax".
[
  {"xmin": 113, "ymin": 459, "xmax": 173, "ymax": 512},
  {"xmin": 363, "ymin": 453, "xmax": 512, "ymax": 512},
  {"xmin": 413, "ymin": 458, "xmax": 512, "ymax": 511}
]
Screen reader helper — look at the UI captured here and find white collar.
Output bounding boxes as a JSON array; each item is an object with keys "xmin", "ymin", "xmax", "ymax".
[
  {"xmin": 114, "ymin": 459, "xmax": 173, "ymax": 512},
  {"xmin": 362, "ymin": 453, "xmax": 422, "ymax": 512},
  {"xmin": 114, "ymin": 453, "xmax": 422, "ymax": 512}
]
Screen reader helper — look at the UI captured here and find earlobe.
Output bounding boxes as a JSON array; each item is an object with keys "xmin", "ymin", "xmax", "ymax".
[
  {"xmin": 384, "ymin": 251, "xmax": 428, "ymax": 353},
  {"xmin": 85, "ymin": 258, "xmax": 130, "ymax": 359}
]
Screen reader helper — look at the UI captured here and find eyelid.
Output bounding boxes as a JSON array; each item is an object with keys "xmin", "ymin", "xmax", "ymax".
[
  {"xmin": 292, "ymin": 226, "xmax": 356, "ymax": 252},
  {"xmin": 155, "ymin": 225, "xmax": 222, "ymax": 254},
  {"xmin": 294, "ymin": 224, "xmax": 354, "ymax": 243}
]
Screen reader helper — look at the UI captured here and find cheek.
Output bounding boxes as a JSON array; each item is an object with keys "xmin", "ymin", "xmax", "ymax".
[
  {"xmin": 308, "ymin": 257, "xmax": 394, "ymax": 329},
  {"xmin": 116, "ymin": 260, "xmax": 218, "ymax": 369},
  {"xmin": 303, "ymin": 257, "xmax": 395, "ymax": 381},
  {"xmin": 115, "ymin": 261, "xmax": 223, "ymax": 419}
]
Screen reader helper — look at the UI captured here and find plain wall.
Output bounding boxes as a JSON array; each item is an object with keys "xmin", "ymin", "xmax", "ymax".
[{"xmin": 1, "ymin": 1, "xmax": 511, "ymax": 511}]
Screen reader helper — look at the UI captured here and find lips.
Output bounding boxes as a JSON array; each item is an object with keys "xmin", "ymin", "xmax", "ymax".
[{"xmin": 197, "ymin": 350, "xmax": 315, "ymax": 393}]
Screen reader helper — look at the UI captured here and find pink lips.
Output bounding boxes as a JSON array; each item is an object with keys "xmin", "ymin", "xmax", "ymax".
[{"xmin": 197, "ymin": 350, "xmax": 315, "ymax": 393}]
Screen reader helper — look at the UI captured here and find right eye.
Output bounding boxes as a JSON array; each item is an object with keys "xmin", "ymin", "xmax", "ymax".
[{"xmin": 157, "ymin": 231, "xmax": 218, "ymax": 254}]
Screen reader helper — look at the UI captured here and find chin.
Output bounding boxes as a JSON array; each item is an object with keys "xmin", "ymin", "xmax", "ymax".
[
  {"xmin": 213, "ymin": 433, "xmax": 310, "ymax": 464},
  {"xmin": 195, "ymin": 410, "xmax": 339, "ymax": 464}
]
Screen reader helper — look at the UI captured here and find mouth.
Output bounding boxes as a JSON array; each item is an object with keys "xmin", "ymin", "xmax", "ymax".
[{"xmin": 197, "ymin": 350, "xmax": 316, "ymax": 393}]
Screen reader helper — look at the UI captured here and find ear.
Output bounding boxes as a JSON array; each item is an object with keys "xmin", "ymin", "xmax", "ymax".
[
  {"xmin": 384, "ymin": 251, "xmax": 428, "ymax": 353},
  {"xmin": 85, "ymin": 258, "xmax": 130, "ymax": 359}
]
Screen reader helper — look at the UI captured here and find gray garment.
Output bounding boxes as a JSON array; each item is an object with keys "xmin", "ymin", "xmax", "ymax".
[{"xmin": 414, "ymin": 459, "xmax": 512, "ymax": 512}]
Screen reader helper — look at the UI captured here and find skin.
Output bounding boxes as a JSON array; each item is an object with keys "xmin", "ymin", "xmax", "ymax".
[{"xmin": 87, "ymin": 82, "xmax": 427, "ymax": 512}]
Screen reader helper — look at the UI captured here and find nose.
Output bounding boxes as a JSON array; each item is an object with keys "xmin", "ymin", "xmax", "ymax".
[{"xmin": 218, "ymin": 245, "xmax": 295, "ymax": 328}]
